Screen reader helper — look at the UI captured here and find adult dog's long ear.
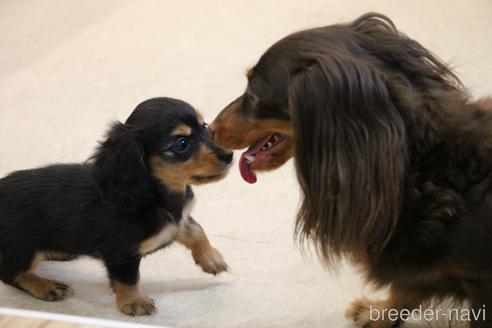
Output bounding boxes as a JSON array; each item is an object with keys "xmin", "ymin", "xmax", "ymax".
[
  {"xmin": 290, "ymin": 55, "xmax": 407, "ymax": 265},
  {"xmin": 91, "ymin": 122, "xmax": 154, "ymax": 210}
]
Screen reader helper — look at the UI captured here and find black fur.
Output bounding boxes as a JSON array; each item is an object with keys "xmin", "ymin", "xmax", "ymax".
[{"xmin": 0, "ymin": 97, "xmax": 232, "ymax": 314}]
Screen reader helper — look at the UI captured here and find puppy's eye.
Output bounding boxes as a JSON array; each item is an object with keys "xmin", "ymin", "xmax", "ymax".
[
  {"xmin": 202, "ymin": 122, "xmax": 208, "ymax": 128},
  {"xmin": 173, "ymin": 137, "xmax": 190, "ymax": 153}
]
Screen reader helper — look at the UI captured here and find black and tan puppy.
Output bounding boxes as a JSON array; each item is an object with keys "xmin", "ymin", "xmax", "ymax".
[
  {"xmin": 211, "ymin": 13, "xmax": 492, "ymax": 328},
  {"xmin": 0, "ymin": 97, "xmax": 232, "ymax": 316}
]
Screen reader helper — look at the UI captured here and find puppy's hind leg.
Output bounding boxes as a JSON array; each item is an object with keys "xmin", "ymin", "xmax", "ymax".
[
  {"xmin": 0, "ymin": 250, "xmax": 72, "ymax": 301},
  {"xmin": 177, "ymin": 217, "xmax": 228, "ymax": 275}
]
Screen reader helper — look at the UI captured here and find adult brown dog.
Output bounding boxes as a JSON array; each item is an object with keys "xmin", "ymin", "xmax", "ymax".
[{"xmin": 210, "ymin": 13, "xmax": 492, "ymax": 328}]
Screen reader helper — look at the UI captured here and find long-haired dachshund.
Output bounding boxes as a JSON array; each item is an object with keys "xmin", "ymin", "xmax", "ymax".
[
  {"xmin": 210, "ymin": 13, "xmax": 492, "ymax": 327},
  {"xmin": 0, "ymin": 97, "xmax": 232, "ymax": 316}
]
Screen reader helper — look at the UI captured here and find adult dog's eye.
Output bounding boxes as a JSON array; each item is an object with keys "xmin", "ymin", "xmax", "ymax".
[{"xmin": 173, "ymin": 137, "xmax": 190, "ymax": 153}]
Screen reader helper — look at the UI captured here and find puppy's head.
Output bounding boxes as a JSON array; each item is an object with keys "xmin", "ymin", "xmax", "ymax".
[{"xmin": 92, "ymin": 97, "xmax": 232, "ymax": 209}]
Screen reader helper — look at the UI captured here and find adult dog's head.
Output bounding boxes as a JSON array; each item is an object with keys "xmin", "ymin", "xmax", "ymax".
[{"xmin": 210, "ymin": 13, "xmax": 464, "ymax": 263}]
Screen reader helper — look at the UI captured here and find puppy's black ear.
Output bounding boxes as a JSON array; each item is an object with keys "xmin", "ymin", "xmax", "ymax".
[
  {"xmin": 91, "ymin": 122, "xmax": 154, "ymax": 209},
  {"xmin": 289, "ymin": 55, "xmax": 407, "ymax": 264}
]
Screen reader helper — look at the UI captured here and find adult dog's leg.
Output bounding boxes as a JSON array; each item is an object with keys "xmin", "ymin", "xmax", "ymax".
[
  {"xmin": 177, "ymin": 217, "xmax": 228, "ymax": 275},
  {"xmin": 469, "ymin": 299, "xmax": 489, "ymax": 328},
  {"xmin": 463, "ymin": 279, "xmax": 491, "ymax": 328},
  {"xmin": 346, "ymin": 286, "xmax": 425, "ymax": 328},
  {"xmin": 105, "ymin": 257, "xmax": 156, "ymax": 316}
]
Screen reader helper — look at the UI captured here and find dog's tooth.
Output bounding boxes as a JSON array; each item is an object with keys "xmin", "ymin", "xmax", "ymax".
[
  {"xmin": 267, "ymin": 142, "xmax": 273, "ymax": 147},
  {"xmin": 245, "ymin": 155, "xmax": 255, "ymax": 162}
]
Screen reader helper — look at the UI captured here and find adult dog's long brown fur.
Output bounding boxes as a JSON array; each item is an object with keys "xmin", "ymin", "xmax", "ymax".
[{"xmin": 210, "ymin": 13, "xmax": 492, "ymax": 327}]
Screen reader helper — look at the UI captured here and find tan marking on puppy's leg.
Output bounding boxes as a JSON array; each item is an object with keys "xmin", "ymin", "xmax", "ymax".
[
  {"xmin": 30, "ymin": 252, "xmax": 45, "ymax": 269},
  {"xmin": 112, "ymin": 281, "xmax": 156, "ymax": 316},
  {"xmin": 171, "ymin": 124, "xmax": 192, "ymax": 136},
  {"xmin": 177, "ymin": 219, "xmax": 228, "ymax": 275},
  {"xmin": 15, "ymin": 253, "xmax": 73, "ymax": 301},
  {"xmin": 15, "ymin": 252, "xmax": 73, "ymax": 301}
]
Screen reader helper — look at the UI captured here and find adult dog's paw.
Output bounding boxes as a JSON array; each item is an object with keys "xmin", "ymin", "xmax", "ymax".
[
  {"xmin": 420, "ymin": 182, "xmax": 460, "ymax": 221},
  {"xmin": 346, "ymin": 297, "xmax": 400, "ymax": 328}
]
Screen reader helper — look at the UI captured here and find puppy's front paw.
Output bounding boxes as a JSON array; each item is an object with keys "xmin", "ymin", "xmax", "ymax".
[
  {"xmin": 192, "ymin": 246, "xmax": 228, "ymax": 275},
  {"xmin": 346, "ymin": 297, "xmax": 399, "ymax": 328},
  {"xmin": 118, "ymin": 295, "xmax": 156, "ymax": 316}
]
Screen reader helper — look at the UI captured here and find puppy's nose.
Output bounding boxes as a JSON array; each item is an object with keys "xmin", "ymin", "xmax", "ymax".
[{"xmin": 218, "ymin": 150, "xmax": 233, "ymax": 164}]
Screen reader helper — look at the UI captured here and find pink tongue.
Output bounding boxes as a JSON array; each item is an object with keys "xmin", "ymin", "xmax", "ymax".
[
  {"xmin": 238, "ymin": 134, "xmax": 273, "ymax": 184},
  {"xmin": 239, "ymin": 156, "xmax": 257, "ymax": 184}
]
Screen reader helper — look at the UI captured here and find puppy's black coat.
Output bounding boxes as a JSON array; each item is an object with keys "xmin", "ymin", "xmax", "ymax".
[{"xmin": 0, "ymin": 97, "xmax": 232, "ymax": 315}]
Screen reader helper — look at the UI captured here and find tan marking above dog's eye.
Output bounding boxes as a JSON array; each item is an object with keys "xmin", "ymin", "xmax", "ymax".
[{"xmin": 171, "ymin": 125, "xmax": 192, "ymax": 136}]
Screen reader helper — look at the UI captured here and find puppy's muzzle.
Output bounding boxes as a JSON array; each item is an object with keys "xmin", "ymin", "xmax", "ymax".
[{"xmin": 217, "ymin": 149, "xmax": 233, "ymax": 165}]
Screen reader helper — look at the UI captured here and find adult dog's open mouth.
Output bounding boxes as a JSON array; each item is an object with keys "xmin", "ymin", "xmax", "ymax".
[{"xmin": 239, "ymin": 133, "xmax": 290, "ymax": 184}]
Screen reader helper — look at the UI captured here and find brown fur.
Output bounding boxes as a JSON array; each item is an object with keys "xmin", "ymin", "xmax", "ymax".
[
  {"xmin": 246, "ymin": 67, "xmax": 254, "ymax": 78},
  {"xmin": 14, "ymin": 253, "xmax": 73, "ymax": 301},
  {"xmin": 171, "ymin": 124, "xmax": 192, "ymax": 136},
  {"xmin": 197, "ymin": 112, "xmax": 205, "ymax": 125},
  {"xmin": 112, "ymin": 281, "xmax": 156, "ymax": 316},
  {"xmin": 177, "ymin": 218, "xmax": 228, "ymax": 275},
  {"xmin": 210, "ymin": 97, "xmax": 293, "ymax": 172},
  {"xmin": 211, "ymin": 13, "xmax": 492, "ymax": 327}
]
